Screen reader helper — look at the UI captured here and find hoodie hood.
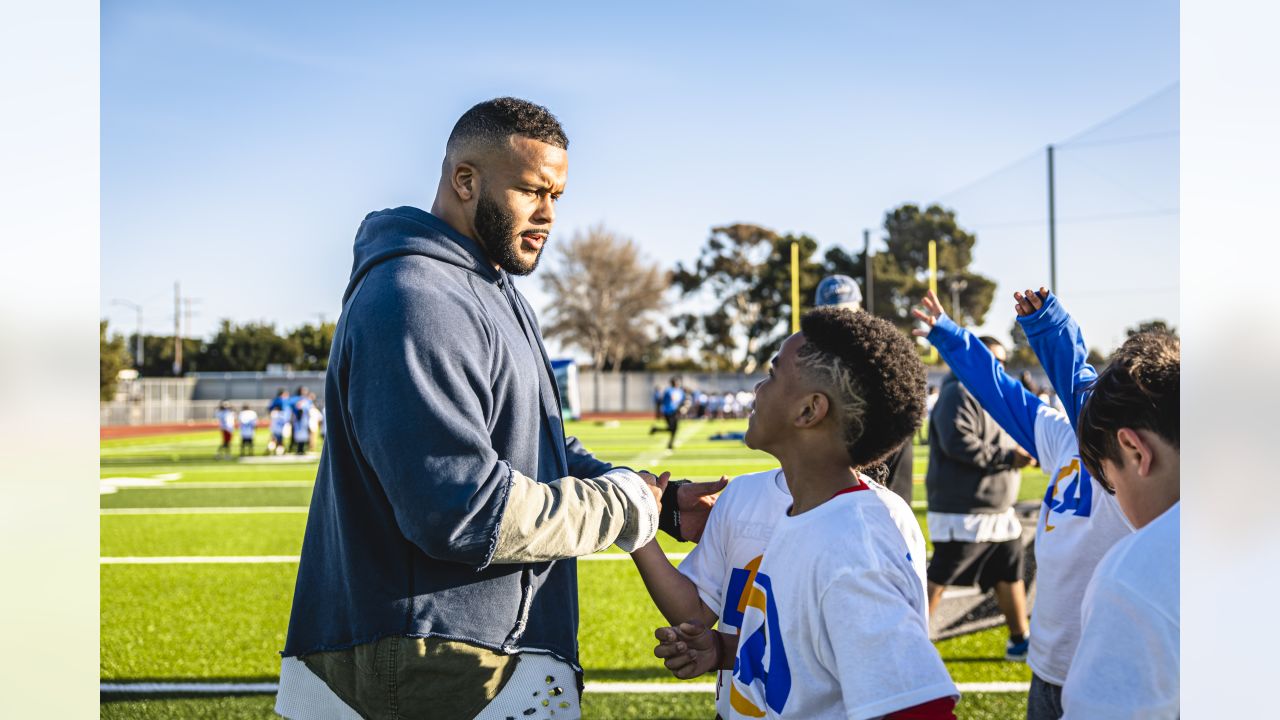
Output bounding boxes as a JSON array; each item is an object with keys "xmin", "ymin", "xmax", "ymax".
[{"xmin": 344, "ymin": 206, "xmax": 500, "ymax": 304}]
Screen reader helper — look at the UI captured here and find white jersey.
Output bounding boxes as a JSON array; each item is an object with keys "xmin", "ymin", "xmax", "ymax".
[
  {"xmin": 678, "ymin": 470, "xmax": 928, "ymax": 719},
  {"xmin": 238, "ymin": 410, "xmax": 258, "ymax": 438},
  {"xmin": 1062, "ymin": 502, "xmax": 1179, "ymax": 719},
  {"xmin": 270, "ymin": 408, "xmax": 289, "ymax": 435},
  {"xmin": 1028, "ymin": 404, "xmax": 1134, "ymax": 685},
  {"xmin": 727, "ymin": 484, "xmax": 957, "ymax": 719},
  {"xmin": 216, "ymin": 409, "xmax": 236, "ymax": 432}
]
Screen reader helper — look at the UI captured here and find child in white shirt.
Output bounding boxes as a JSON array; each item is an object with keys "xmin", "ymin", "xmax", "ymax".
[
  {"xmin": 1063, "ymin": 331, "xmax": 1180, "ymax": 719},
  {"xmin": 632, "ymin": 308, "xmax": 958, "ymax": 719}
]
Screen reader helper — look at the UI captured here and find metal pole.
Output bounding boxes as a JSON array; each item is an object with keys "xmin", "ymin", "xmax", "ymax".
[
  {"xmin": 173, "ymin": 282, "xmax": 182, "ymax": 376},
  {"xmin": 928, "ymin": 241, "xmax": 938, "ymax": 363},
  {"xmin": 111, "ymin": 298, "xmax": 144, "ymax": 369},
  {"xmin": 790, "ymin": 241, "xmax": 800, "ymax": 333},
  {"xmin": 863, "ymin": 228, "xmax": 874, "ymax": 315},
  {"xmin": 135, "ymin": 306, "xmax": 143, "ymax": 369},
  {"xmin": 1047, "ymin": 145, "xmax": 1057, "ymax": 293}
]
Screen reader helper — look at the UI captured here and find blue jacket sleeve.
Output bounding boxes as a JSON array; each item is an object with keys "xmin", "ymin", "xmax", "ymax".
[
  {"xmin": 565, "ymin": 435, "xmax": 616, "ymax": 478},
  {"xmin": 927, "ymin": 315, "xmax": 1045, "ymax": 463},
  {"xmin": 1016, "ymin": 292, "xmax": 1095, "ymax": 429}
]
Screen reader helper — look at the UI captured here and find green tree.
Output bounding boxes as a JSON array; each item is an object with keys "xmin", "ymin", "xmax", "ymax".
[
  {"xmin": 198, "ymin": 320, "xmax": 301, "ymax": 372},
  {"xmin": 1126, "ymin": 319, "xmax": 1177, "ymax": 337},
  {"xmin": 100, "ymin": 321, "xmax": 132, "ymax": 400},
  {"xmin": 135, "ymin": 335, "xmax": 205, "ymax": 376},
  {"xmin": 673, "ymin": 224, "xmax": 824, "ymax": 372},
  {"xmin": 288, "ymin": 322, "xmax": 337, "ymax": 370},
  {"xmin": 826, "ymin": 204, "xmax": 997, "ymax": 334}
]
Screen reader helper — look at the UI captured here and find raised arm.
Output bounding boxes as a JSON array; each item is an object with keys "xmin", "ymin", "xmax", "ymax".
[
  {"xmin": 1014, "ymin": 287, "xmax": 1095, "ymax": 428},
  {"xmin": 912, "ymin": 290, "xmax": 1044, "ymax": 461}
]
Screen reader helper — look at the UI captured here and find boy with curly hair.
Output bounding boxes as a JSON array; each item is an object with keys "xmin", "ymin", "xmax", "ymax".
[{"xmin": 632, "ymin": 308, "xmax": 958, "ymax": 719}]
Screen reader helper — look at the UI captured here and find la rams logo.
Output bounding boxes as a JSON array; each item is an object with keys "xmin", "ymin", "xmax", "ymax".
[
  {"xmin": 1043, "ymin": 457, "xmax": 1093, "ymax": 532},
  {"xmin": 728, "ymin": 555, "xmax": 791, "ymax": 717}
]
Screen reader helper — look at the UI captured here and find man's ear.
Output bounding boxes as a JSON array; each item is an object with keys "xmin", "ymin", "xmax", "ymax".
[
  {"xmin": 1116, "ymin": 427, "xmax": 1154, "ymax": 477},
  {"xmin": 450, "ymin": 162, "xmax": 477, "ymax": 202},
  {"xmin": 795, "ymin": 393, "xmax": 830, "ymax": 429}
]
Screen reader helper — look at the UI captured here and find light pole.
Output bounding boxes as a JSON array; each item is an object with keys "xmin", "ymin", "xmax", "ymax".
[
  {"xmin": 111, "ymin": 298, "xmax": 144, "ymax": 369},
  {"xmin": 947, "ymin": 276, "xmax": 968, "ymax": 323}
]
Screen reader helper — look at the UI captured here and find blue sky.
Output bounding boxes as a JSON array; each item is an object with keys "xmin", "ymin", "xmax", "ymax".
[{"xmin": 101, "ymin": 1, "xmax": 1179, "ymax": 357}]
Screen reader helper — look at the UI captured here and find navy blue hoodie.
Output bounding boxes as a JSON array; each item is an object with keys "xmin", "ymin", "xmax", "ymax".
[{"xmin": 283, "ymin": 207, "xmax": 613, "ymax": 666}]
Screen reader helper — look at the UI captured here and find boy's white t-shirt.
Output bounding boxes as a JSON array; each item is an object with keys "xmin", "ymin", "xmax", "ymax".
[
  {"xmin": 238, "ymin": 409, "xmax": 258, "ymax": 437},
  {"xmin": 1028, "ymin": 404, "xmax": 1135, "ymax": 685},
  {"xmin": 678, "ymin": 470, "xmax": 930, "ymax": 719},
  {"xmin": 726, "ymin": 484, "xmax": 957, "ymax": 719},
  {"xmin": 216, "ymin": 409, "xmax": 235, "ymax": 432},
  {"xmin": 1061, "ymin": 502, "xmax": 1179, "ymax": 719}
]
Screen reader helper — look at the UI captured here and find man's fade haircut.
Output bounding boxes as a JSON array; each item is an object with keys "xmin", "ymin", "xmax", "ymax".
[
  {"xmin": 447, "ymin": 97, "xmax": 568, "ymax": 153},
  {"xmin": 1077, "ymin": 330, "xmax": 1180, "ymax": 487},
  {"xmin": 797, "ymin": 307, "xmax": 928, "ymax": 469}
]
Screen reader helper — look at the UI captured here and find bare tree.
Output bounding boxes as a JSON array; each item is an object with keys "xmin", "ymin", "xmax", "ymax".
[{"xmin": 540, "ymin": 224, "xmax": 670, "ymax": 371}]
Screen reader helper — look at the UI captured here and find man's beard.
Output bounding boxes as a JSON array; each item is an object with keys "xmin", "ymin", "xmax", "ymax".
[{"xmin": 474, "ymin": 191, "xmax": 544, "ymax": 276}]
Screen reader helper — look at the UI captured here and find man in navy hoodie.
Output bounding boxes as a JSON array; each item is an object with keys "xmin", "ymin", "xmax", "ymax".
[{"xmin": 276, "ymin": 98, "xmax": 720, "ymax": 720}]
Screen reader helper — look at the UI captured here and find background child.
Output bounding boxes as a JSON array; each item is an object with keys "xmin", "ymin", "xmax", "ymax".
[
  {"xmin": 1062, "ymin": 331, "xmax": 1180, "ymax": 718},
  {"xmin": 237, "ymin": 403, "xmax": 258, "ymax": 456}
]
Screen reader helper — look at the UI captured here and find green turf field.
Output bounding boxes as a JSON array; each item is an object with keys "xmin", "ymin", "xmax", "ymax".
[{"xmin": 101, "ymin": 419, "xmax": 1048, "ymax": 718}]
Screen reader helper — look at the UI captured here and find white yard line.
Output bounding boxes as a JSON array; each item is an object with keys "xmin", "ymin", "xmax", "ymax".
[
  {"xmin": 101, "ymin": 556, "xmax": 301, "ymax": 565},
  {"xmin": 100, "ymin": 553, "xmax": 686, "ymax": 565},
  {"xmin": 100, "ymin": 680, "xmax": 1029, "ymax": 694},
  {"xmin": 102, "ymin": 507, "xmax": 309, "ymax": 515},
  {"xmin": 104, "ymin": 480, "xmax": 315, "ymax": 489}
]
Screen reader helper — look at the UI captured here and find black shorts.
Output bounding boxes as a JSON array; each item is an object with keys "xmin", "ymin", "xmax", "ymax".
[
  {"xmin": 664, "ymin": 412, "xmax": 679, "ymax": 432},
  {"xmin": 927, "ymin": 538, "xmax": 1025, "ymax": 591}
]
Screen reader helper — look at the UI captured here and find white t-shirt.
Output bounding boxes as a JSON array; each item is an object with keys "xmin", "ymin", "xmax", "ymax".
[
  {"xmin": 270, "ymin": 408, "xmax": 289, "ymax": 435},
  {"xmin": 926, "ymin": 507, "xmax": 1023, "ymax": 543},
  {"xmin": 1027, "ymin": 404, "xmax": 1135, "ymax": 685},
  {"xmin": 726, "ymin": 484, "xmax": 957, "ymax": 719},
  {"xmin": 216, "ymin": 409, "xmax": 236, "ymax": 432},
  {"xmin": 679, "ymin": 470, "xmax": 935, "ymax": 719},
  {"xmin": 1062, "ymin": 502, "xmax": 1179, "ymax": 719},
  {"xmin": 238, "ymin": 409, "xmax": 258, "ymax": 438}
]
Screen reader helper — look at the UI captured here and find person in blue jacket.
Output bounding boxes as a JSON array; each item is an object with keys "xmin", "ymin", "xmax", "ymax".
[
  {"xmin": 913, "ymin": 288, "xmax": 1133, "ymax": 720},
  {"xmin": 275, "ymin": 98, "xmax": 723, "ymax": 720}
]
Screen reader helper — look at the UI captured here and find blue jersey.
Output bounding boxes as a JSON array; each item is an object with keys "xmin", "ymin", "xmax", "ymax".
[{"xmin": 661, "ymin": 387, "xmax": 685, "ymax": 415}]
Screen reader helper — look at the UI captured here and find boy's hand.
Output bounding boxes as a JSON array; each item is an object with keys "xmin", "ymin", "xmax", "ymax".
[
  {"xmin": 1012, "ymin": 446, "xmax": 1037, "ymax": 469},
  {"xmin": 672, "ymin": 476, "xmax": 728, "ymax": 542},
  {"xmin": 910, "ymin": 290, "xmax": 947, "ymax": 337},
  {"xmin": 653, "ymin": 622, "xmax": 721, "ymax": 679},
  {"xmin": 638, "ymin": 471, "xmax": 670, "ymax": 507},
  {"xmin": 1013, "ymin": 287, "xmax": 1049, "ymax": 316}
]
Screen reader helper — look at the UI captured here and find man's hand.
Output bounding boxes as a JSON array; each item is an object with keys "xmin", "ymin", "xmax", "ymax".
[
  {"xmin": 1013, "ymin": 287, "xmax": 1049, "ymax": 317},
  {"xmin": 638, "ymin": 471, "xmax": 670, "ymax": 507},
  {"xmin": 910, "ymin": 290, "xmax": 947, "ymax": 337},
  {"xmin": 668, "ymin": 476, "xmax": 728, "ymax": 543},
  {"xmin": 653, "ymin": 622, "xmax": 721, "ymax": 679}
]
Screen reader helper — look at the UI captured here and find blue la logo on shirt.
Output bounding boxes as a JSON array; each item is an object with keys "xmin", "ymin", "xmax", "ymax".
[
  {"xmin": 1043, "ymin": 457, "xmax": 1092, "ymax": 531},
  {"xmin": 729, "ymin": 556, "xmax": 791, "ymax": 717}
]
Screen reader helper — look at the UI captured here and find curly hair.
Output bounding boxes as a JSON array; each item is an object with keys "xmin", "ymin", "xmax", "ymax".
[
  {"xmin": 796, "ymin": 307, "xmax": 928, "ymax": 469},
  {"xmin": 1078, "ymin": 330, "xmax": 1179, "ymax": 487},
  {"xmin": 447, "ymin": 97, "xmax": 568, "ymax": 151}
]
